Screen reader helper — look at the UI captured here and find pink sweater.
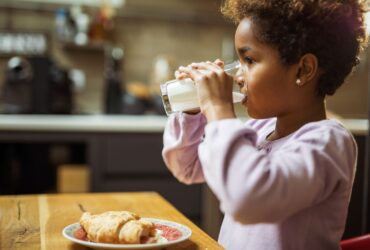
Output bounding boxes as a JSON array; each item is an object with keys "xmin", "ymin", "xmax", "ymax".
[{"xmin": 162, "ymin": 113, "xmax": 357, "ymax": 250}]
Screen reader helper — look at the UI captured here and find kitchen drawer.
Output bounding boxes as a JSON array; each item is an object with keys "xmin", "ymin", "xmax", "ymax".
[
  {"xmin": 97, "ymin": 177, "xmax": 202, "ymax": 217},
  {"xmin": 101, "ymin": 133, "xmax": 168, "ymax": 175}
]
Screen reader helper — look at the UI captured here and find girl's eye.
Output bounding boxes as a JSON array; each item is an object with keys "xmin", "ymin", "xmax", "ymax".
[{"xmin": 244, "ymin": 56, "xmax": 254, "ymax": 65}]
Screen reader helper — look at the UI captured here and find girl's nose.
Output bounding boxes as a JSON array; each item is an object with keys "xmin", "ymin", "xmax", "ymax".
[{"xmin": 235, "ymin": 67, "xmax": 245, "ymax": 88}]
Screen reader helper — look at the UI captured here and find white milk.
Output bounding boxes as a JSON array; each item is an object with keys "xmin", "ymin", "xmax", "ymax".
[{"xmin": 167, "ymin": 79, "xmax": 199, "ymax": 112}]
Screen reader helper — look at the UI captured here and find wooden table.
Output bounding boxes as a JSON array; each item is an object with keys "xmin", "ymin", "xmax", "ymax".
[{"xmin": 0, "ymin": 192, "xmax": 223, "ymax": 250}]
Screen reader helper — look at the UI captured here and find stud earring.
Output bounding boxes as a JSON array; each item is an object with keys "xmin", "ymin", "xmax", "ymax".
[{"xmin": 296, "ymin": 79, "xmax": 302, "ymax": 86}]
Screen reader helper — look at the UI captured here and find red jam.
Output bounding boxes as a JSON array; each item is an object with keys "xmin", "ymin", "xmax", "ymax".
[
  {"xmin": 154, "ymin": 223, "xmax": 183, "ymax": 241},
  {"xmin": 74, "ymin": 227, "xmax": 88, "ymax": 241}
]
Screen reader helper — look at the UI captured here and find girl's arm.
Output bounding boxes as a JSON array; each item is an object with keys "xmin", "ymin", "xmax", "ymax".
[
  {"xmin": 200, "ymin": 119, "xmax": 356, "ymax": 224},
  {"xmin": 162, "ymin": 112, "xmax": 207, "ymax": 184}
]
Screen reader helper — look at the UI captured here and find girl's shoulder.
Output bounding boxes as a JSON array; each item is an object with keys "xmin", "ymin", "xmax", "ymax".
[
  {"xmin": 291, "ymin": 119, "xmax": 356, "ymax": 148},
  {"xmin": 246, "ymin": 118, "xmax": 355, "ymax": 146},
  {"xmin": 296, "ymin": 119, "xmax": 351, "ymax": 136},
  {"xmin": 245, "ymin": 118, "xmax": 355, "ymax": 146}
]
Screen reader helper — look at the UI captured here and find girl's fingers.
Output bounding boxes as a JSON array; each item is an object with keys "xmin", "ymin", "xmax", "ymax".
[
  {"xmin": 178, "ymin": 65, "xmax": 194, "ymax": 74},
  {"xmin": 214, "ymin": 58, "xmax": 224, "ymax": 67},
  {"xmin": 175, "ymin": 70, "xmax": 188, "ymax": 79},
  {"xmin": 176, "ymin": 59, "xmax": 226, "ymax": 81},
  {"xmin": 190, "ymin": 61, "xmax": 222, "ymax": 73},
  {"xmin": 178, "ymin": 66, "xmax": 191, "ymax": 73},
  {"xmin": 192, "ymin": 60, "xmax": 225, "ymax": 70},
  {"xmin": 178, "ymin": 66, "xmax": 204, "ymax": 82}
]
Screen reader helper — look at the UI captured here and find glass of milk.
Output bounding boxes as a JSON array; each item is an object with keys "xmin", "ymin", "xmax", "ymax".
[{"xmin": 160, "ymin": 60, "xmax": 244, "ymax": 115}]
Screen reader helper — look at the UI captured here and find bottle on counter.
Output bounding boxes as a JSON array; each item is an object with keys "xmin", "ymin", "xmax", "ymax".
[
  {"xmin": 55, "ymin": 8, "xmax": 75, "ymax": 43},
  {"xmin": 88, "ymin": 3, "xmax": 115, "ymax": 44},
  {"xmin": 104, "ymin": 46, "xmax": 123, "ymax": 114}
]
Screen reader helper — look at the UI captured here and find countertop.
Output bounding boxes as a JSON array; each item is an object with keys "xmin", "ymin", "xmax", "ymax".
[
  {"xmin": 0, "ymin": 114, "xmax": 168, "ymax": 133},
  {"xmin": 0, "ymin": 192, "xmax": 223, "ymax": 249},
  {"xmin": 0, "ymin": 114, "xmax": 367, "ymax": 135}
]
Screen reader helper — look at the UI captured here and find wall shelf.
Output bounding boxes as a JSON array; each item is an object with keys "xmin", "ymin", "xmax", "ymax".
[{"xmin": 59, "ymin": 41, "xmax": 110, "ymax": 52}]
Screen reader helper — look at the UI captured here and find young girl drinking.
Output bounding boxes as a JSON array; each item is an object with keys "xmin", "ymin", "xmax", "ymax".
[{"xmin": 162, "ymin": 0, "xmax": 368, "ymax": 249}]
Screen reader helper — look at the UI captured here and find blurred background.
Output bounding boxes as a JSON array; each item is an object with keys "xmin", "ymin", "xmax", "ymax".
[{"xmin": 0, "ymin": 0, "xmax": 368, "ymax": 240}]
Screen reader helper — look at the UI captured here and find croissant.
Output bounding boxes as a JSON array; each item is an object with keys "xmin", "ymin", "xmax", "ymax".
[{"xmin": 79, "ymin": 211, "xmax": 157, "ymax": 244}]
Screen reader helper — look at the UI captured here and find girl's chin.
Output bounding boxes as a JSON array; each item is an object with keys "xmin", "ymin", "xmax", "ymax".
[
  {"xmin": 246, "ymin": 108, "xmax": 265, "ymax": 119},
  {"xmin": 249, "ymin": 112, "xmax": 275, "ymax": 119}
]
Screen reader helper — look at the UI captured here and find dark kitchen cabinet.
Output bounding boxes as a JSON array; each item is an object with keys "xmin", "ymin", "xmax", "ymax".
[
  {"xmin": 88, "ymin": 133, "xmax": 203, "ymax": 225},
  {"xmin": 0, "ymin": 130, "xmax": 202, "ymax": 227}
]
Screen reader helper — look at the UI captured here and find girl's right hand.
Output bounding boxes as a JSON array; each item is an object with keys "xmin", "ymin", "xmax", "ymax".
[{"xmin": 175, "ymin": 59, "xmax": 236, "ymax": 121}]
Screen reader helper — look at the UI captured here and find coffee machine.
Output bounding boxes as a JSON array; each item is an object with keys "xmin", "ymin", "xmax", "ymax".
[{"xmin": 2, "ymin": 56, "xmax": 73, "ymax": 114}]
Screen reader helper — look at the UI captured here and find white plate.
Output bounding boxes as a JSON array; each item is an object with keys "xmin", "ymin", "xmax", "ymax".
[{"xmin": 62, "ymin": 218, "xmax": 192, "ymax": 250}]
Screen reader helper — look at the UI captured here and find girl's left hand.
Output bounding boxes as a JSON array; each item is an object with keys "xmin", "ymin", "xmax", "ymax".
[{"xmin": 177, "ymin": 59, "xmax": 236, "ymax": 122}]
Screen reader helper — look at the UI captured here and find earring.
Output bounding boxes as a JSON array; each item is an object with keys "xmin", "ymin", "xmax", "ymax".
[{"xmin": 296, "ymin": 79, "xmax": 302, "ymax": 86}]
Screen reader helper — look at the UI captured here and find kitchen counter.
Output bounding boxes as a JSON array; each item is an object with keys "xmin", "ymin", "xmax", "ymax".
[
  {"xmin": 335, "ymin": 118, "xmax": 368, "ymax": 136},
  {"xmin": 0, "ymin": 114, "xmax": 167, "ymax": 132},
  {"xmin": 0, "ymin": 114, "xmax": 367, "ymax": 135}
]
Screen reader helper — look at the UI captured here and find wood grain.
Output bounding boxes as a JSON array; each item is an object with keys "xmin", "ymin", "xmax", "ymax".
[
  {"xmin": 0, "ymin": 192, "xmax": 224, "ymax": 250},
  {"xmin": 0, "ymin": 195, "xmax": 41, "ymax": 249}
]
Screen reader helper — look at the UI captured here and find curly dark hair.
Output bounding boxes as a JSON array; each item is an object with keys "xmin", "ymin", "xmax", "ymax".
[{"xmin": 222, "ymin": 0, "xmax": 368, "ymax": 96}]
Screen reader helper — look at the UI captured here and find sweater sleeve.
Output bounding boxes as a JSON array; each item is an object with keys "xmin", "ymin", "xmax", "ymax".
[
  {"xmin": 200, "ymin": 119, "xmax": 357, "ymax": 224},
  {"xmin": 162, "ymin": 112, "xmax": 207, "ymax": 184}
]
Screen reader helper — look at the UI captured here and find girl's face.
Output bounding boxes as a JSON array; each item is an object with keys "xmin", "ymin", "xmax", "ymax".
[{"xmin": 235, "ymin": 18, "xmax": 299, "ymax": 119}]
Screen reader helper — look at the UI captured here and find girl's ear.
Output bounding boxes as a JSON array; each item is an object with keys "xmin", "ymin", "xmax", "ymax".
[{"xmin": 296, "ymin": 53, "xmax": 319, "ymax": 86}]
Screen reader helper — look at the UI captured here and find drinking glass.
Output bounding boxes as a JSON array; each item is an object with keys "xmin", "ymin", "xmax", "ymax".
[{"xmin": 160, "ymin": 61, "xmax": 244, "ymax": 115}]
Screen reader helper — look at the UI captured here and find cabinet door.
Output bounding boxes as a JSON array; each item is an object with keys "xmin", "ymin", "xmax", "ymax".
[
  {"xmin": 99, "ymin": 178, "xmax": 202, "ymax": 218},
  {"xmin": 92, "ymin": 133, "xmax": 202, "ymax": 225},
  {"xmin": 103, "ymin": 133, "xmax": 168, "ymax": 175}
]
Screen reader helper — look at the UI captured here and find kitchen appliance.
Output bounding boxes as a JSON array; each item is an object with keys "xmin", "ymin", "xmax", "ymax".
[{"xmin": 2, "ymin": 56, "xmax": 73, "ymax": 114}]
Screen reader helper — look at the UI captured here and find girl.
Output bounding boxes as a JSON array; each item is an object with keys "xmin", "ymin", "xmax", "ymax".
[{"xmin": 162, "ymin": 0, "xmax": 368, "ymax": 249}]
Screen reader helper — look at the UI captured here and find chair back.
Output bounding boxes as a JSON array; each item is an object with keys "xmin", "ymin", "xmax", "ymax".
[{"xmin": 341, "ymin": 234, "xmax": 370, "ymax": 250}]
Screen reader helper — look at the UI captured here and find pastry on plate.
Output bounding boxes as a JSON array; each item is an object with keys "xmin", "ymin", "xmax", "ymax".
[{"xmin": 79, "ymin": 211, "xmax": 158, "ymax": 244}]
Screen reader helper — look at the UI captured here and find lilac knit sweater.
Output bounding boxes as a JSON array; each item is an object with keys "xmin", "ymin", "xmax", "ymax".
[{"xmin": 162, "ymin": 113, "xmax": 357, "ymax": 250}]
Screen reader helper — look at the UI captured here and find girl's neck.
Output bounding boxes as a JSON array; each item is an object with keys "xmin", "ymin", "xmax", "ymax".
[{"xmin": 267, "ymin": 99, "xmax": 327, "ymax": 141}]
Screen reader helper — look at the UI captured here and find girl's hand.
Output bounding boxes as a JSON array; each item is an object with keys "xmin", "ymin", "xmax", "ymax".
[{"xmin": 176, "ymin": 59, "xmax": 236, "ymax": 122}]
